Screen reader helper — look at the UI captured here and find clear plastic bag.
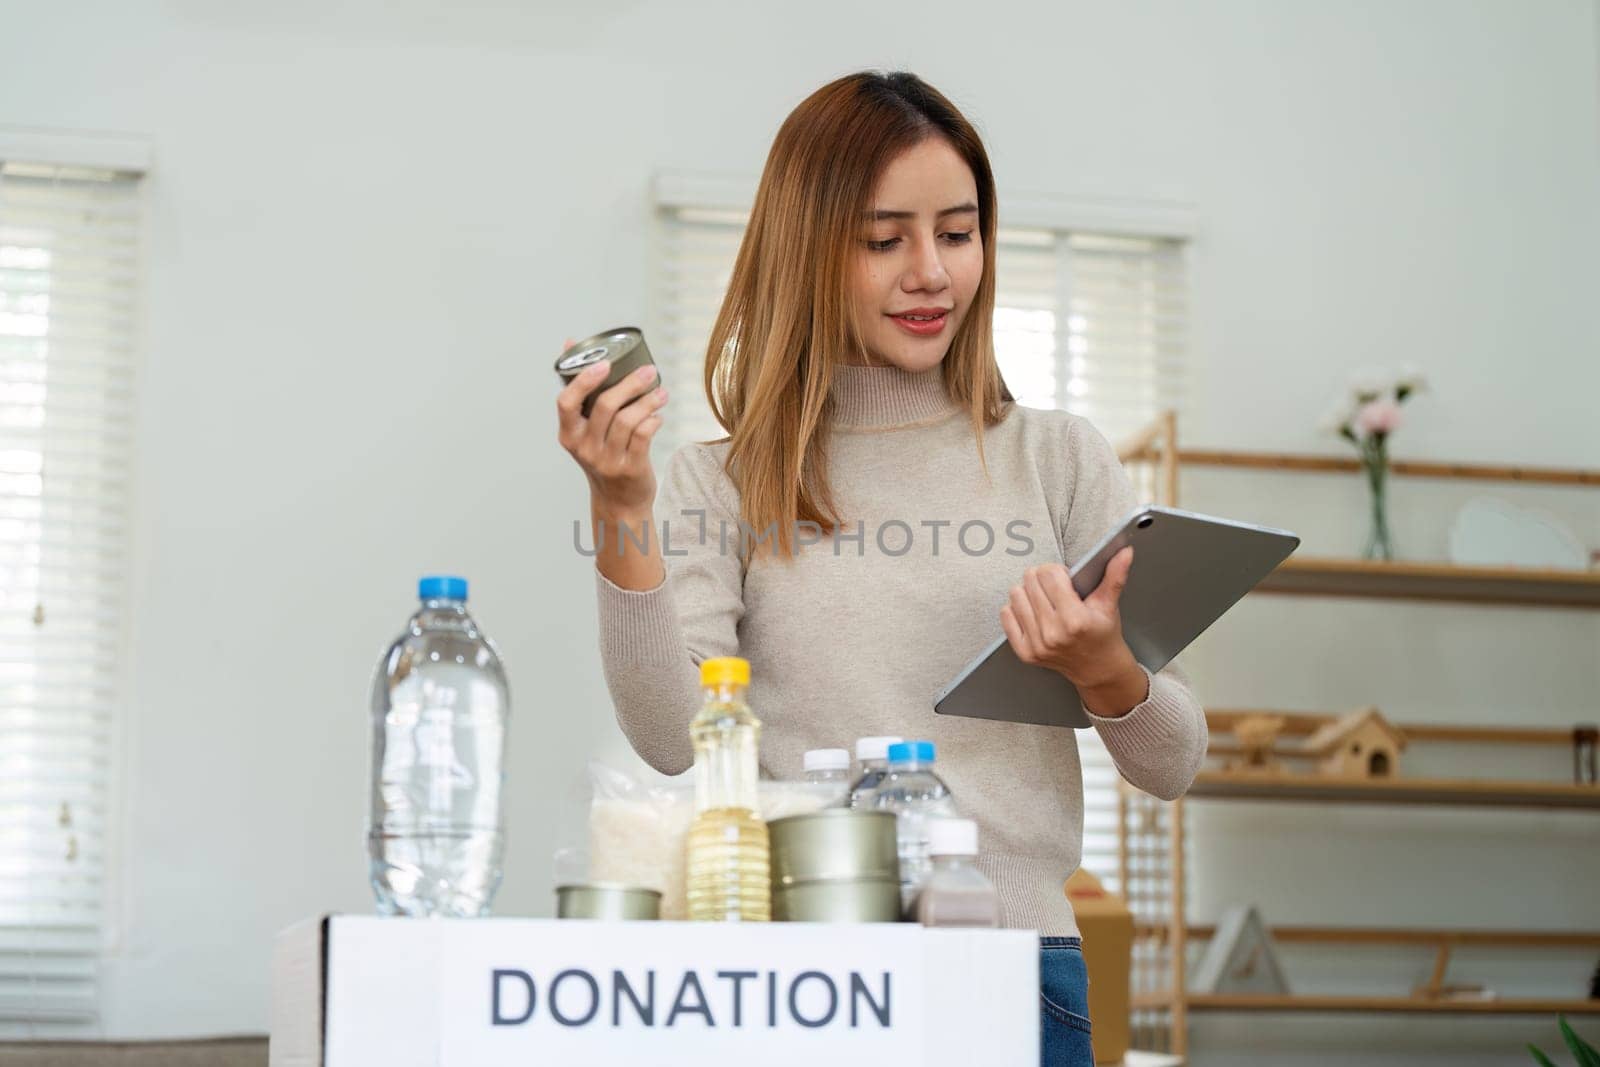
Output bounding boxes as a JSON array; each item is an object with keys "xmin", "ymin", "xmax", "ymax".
[
  {"xmin": 559, "ymin": 761, "xmax": 846, "ymax": 921},
  {"xmin": 582, "ymin": 764, "xmax": 694, "ymax": 921}
]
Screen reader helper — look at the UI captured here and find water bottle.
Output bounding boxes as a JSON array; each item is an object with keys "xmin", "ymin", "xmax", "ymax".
[
  {"xmin": 368, "ymin": 576, "xmax": 510, "ymax": 917},
  {"xmin": 803, "ymin": 748, "xmax": 851, "ymax": 786},
  {"xmin": 871, "ymin": 740, "xmax": 957, "ymax": 911},
  {"xmin": 847, "ymin": 735, "xmax": 904, "ymax": 809}
]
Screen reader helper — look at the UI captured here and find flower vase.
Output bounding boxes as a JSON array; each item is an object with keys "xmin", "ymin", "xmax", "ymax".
[{"xmin": 1361, "ymin": 442, "xmax": 1395, "ymax": 561}]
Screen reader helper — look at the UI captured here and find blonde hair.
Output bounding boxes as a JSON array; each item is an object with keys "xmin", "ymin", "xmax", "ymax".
[{"xmin": 704, "ymin": 71, "xmax": 1008, "ymax": 557}]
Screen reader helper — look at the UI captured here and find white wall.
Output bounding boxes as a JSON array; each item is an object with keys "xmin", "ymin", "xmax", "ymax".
[{"xmin": 2, "ymin": 0, "xmax": 1597, "ymax": 1061}]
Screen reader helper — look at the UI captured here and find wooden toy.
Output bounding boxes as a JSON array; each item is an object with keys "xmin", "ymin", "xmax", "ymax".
[{"xmin": 1299, "ymin": 706, "xmax": 1407, "ymax": 779}]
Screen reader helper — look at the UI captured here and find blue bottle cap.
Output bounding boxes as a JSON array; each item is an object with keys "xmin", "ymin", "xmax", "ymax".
[
  {"xmin": 887, "ymin": 740, "xmax": 936, "ymax": 765},
  {"xmin": 418, "ymin": 575, "xmax": 469, "ymax": 601}
]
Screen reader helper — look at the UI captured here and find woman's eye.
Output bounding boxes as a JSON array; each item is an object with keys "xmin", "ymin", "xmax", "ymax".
[
  {"xmin": 866, "ymin": 237, "xmax": 900, "ymax": 252},
  {"xmin": 942, "ymin": 231, "xmax": 974, "ymax": 245}
]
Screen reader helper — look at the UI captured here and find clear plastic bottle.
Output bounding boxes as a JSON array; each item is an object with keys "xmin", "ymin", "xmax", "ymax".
[
  {"xmin": 801, "ymin": 748, "xmax": 851, "ymax": 808},
  {"xmin": 685, "ymin": 657, "xmax": 771, "ymax": 922},
  {"xmin": 871, "ymin": 740, "xmax": 957, "ymax": 912},
  {"xmin": 847, "ymin": 735, "xmax": 905, "ymax": 810},
  {"xmin": 803, "ymin": 748, "xmax": 850, "ymax": 785},
  {"xmin": 368, "ymin": 576, "xmax": 509, "ymax": 917},
  {"xmin": 915, "ymin": 818, "xmax": 1000, "ymax": 928}
]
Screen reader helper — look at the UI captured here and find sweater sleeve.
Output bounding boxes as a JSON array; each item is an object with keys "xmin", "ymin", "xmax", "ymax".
[
  {"xmin": 1063, "ymin": 417, "xmax": 1209, "ymax": 802},
  {"xmin": 595, "ymin": 444, "xmax": 745, "ymax": 777}
]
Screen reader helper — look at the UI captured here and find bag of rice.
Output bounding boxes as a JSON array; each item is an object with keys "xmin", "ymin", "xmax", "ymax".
[
  {"xmin": 578, "ymin": 764, "xmax": 847, "ymax": 921},
  {"xmin": 587, "ymin": 768, "xmax": 694, "ymax": 920}
]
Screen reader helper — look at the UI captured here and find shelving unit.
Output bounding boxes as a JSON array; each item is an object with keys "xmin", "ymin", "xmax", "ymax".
[
  {"xmin": 1111, "ymin": 413, "xmax": 1600, "ymax": 1059},
  {"xmin": 1186, "ymin": 770, "xmax": 1600, "ymax": 809},
  {"xmin": 1117, "ymin": 412, "xmax": 1600, "ymax": 612},
  {"xmin": 1184, "ymin": 994, "xmax": 1600, "ymax": 1016},
  {"xmin": 1259, "ymin": 557, "xmax": 1600, "ymax": 608}
]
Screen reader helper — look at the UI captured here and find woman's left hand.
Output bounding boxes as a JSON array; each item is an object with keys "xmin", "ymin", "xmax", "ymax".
[{"xmin": 1000, "ymin": 547, "xmax": 1143, "ymax": 701}]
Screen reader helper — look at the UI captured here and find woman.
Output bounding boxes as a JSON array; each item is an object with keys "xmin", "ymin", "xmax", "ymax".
[{"xmin": 556, "ymin": 71, "xmax": 1207, "ymax": 1066}]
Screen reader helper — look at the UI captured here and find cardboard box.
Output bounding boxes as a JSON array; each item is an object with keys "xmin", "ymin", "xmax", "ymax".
[
  {"xmin": 1066, "ymin": 870, "xmax": 1134, "ymax": 1065},
  {"xmin": 270, "ymin": 916, "xmax": 1038, "ymax": 1066}
]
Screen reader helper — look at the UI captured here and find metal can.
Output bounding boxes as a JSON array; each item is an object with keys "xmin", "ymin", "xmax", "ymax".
[
  {"xmin": 768, "ymin": 810, "xmax": 903, "ymax": 923},
  {"xmin": 769, "ymin": 809, "xmax": 900, "ymax": 888},
  {"xmin": 555, "ymin": 326, "xmax": 659, "ymax": 418},
  {"xmin": 554, "ymin": 883, "xmax": 662, "ymax": 921},
  {"xmin": 772, "ymin": 879, "xmax": 903, "ymax": 923}
]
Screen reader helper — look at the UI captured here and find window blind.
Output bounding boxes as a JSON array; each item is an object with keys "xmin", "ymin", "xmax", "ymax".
[
  {"xmin": 0, "ymin": 159, "xmax": 142, "ymax": 1029},
  {"xmin": 653, "ymin": 208, "xmax": 1188, "ymax": 456},
  {"xmin": 653, "ymin": 200, "xmax": 1189, "ymax": 891},
  {"xmin": 988, "ymin": 225, "xmax": 1189, "ymax": 892}
]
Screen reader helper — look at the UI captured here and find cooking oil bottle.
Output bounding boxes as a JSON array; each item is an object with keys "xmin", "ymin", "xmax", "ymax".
[{"xmin": 685, "ymin": 656, "xmax": 770, "ymax": 921}]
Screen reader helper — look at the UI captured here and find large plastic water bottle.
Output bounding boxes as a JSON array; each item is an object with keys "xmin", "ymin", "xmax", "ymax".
[
  {"xmin": 871, "ymin": 740, "xmax": 957, "ymax": 912},
  {"xmin": 368, "ymin": 576, "xmax": 510, "ymax": 917}
]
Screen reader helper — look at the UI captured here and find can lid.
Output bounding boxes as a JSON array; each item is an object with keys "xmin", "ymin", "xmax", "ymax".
[
  {"xmin": 556, "ymin": 327, "xmax": 641, "ymax": 372},
  {"xmin": 555, "ymin": 345, "xmax": 611, "ymax": 372},
  {"xmin": 929, "ymin": 817, "xmax": 978, "ymax": 857},
  {"xmin": 418, "ymin": 575, "xmax": 468, "ymax": 601},
  {"xmin": 887, "ymin": 740, "xmax": 935, "ymax": 766},
  {"xmin": 803, "ymin": 748, "xmax": 850, "ymax": 773},
  {"xmin": 854, "ymin": 736, "xmax": 905, "ymax": 762},
  {"xmin": 700, "ymin": 656, "xmax": 750, "ymax": 687}
]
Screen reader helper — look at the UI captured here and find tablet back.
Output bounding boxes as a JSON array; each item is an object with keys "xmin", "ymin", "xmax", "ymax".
[{"xmin": 933, "ymin": 506, "xmax": 1299, "ymax": 728}]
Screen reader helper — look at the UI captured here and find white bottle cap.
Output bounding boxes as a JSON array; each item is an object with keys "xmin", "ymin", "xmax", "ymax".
[
  {"xmin": 929, "ymin": 817, "xmax": 979, "ymax": 857},
  {"xmin": 803, "ymin": 748, "xmax": 851, "ymax": 773},
  {"xmin": 854, "ymin": 736, "xmax": 905, "ymax": 762}
]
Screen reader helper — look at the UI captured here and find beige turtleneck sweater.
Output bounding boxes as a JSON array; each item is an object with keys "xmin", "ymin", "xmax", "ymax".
[{"xmin": 594, "ymin": 364, "xmax": 1208, "ymax": 935}]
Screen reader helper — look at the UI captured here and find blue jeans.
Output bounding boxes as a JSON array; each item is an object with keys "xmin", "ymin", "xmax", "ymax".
[{"xmin": 1040, "ymin": 936, "xmax": 1094, "ymax": 1067}]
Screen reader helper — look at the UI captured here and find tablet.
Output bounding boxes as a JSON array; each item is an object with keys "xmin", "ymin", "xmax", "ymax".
[{"xmin": 933, "ymin": 505, "xmax": 1300, "ymax": 729}]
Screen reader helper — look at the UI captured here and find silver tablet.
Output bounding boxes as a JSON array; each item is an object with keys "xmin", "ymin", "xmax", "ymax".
[{"xmin": 933, "ymin": 505, "xmax": 1299, "ymax": 728}]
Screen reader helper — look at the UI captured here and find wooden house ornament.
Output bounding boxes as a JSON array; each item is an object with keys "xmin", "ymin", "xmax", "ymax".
[
  {"xmin": 1300, "ymin": 706, "xmax": 1407, "ymax": 779},
  {"xmin": 1227, "ymin": 714, "xmax": 1287, "ymax": 773}
]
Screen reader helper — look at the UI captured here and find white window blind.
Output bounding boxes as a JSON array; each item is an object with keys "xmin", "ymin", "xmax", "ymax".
[
  {"xmin": 654, "ymin": 199, "xmax": 1189, "ymax": 890},
  {"xmin": 987, "ymin": 227, "xmax": 1188, "ymax": 893},
  {"xmin": 652, "ymin": 206, "xmax": 746, "ymax": 456},
  {"xmin": 0, "ymin": 158, "xmax": 143, "ymax": 1029},
  {"xmin": 654, "ymin": 207, "xmax": 1188, "ymax": 458}
]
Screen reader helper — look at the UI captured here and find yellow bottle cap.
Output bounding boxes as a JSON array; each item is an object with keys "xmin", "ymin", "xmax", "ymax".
[{"xmin": 700, "ymin": 656, "xmax": 750, "ymax": 687}]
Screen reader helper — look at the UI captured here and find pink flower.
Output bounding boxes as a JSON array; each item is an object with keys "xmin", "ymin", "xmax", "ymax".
[{"xmin": 1355, "ymin": 399, "xmax": 1403, "ymax": 437}]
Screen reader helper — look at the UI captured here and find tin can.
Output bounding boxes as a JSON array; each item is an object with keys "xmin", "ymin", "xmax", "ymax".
[
  {"xmin": 555, "ymin": 326, "xmax": 659, "ymax": 418},
  {"xmin": 768, "ymin": 809, "xmax": 900, "ymax": 888},
  {"xmin": 768, "ymin": 810, "xmax": 903, "ymax": 923},
  {"xmin": 772, "ymin": 878, "xmax": 903, "ymax": 923},
  {"xmin": 554, "ymin": 883, "xmax": 661, "ymax": 921}
]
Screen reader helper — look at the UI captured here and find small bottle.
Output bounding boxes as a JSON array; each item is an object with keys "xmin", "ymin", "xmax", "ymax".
[
  {"xmin": 847, "ymin": 735, "xmax": 905, "ymax": 809},
  {"xmin": 871, "ymin": 740, "xmax": 957, "ymax": 911},
  {"xmin": 803, "ymin": 748, "xmax": 851, "ymax": 785},
  {"xmin": 685, "ymin": 657, "xmax": 771, "ymax": 922},
  {"xmin": 915, "ymin": 818, "xmax": 1000, "ymax": 928}
]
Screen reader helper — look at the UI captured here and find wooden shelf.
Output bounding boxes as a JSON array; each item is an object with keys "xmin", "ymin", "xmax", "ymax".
[
  {"xmin": 1187, "ymin": 771, "xmax": 1600, "ymax": 810},
  {"xmin": 1138, "ymin": 924, "xmax": 1600, "ymax": 949},
  {"xmin": 1171, "ymin": 448, "xmax": 1600, "ymax": 488},
  {"xmin": 1186, "ymin": 993, "xmax": 1600, "ymax": 1015},
  {"xmin": 1255, "ymin": 557, "xmax": 1600, "ymax": 608},
  {"xmin": 1191, "ymin": 925, "xmax": 1600, "ymax": 948},
  {"xmin": 1203, "ymin": 711, "xmax": 1584, "ymax": 749}
]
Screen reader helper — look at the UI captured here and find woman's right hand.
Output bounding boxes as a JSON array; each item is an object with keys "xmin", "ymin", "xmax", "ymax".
[{"xmin": 555, "ymin": 348, "xmax": 670, "ymax": 518}]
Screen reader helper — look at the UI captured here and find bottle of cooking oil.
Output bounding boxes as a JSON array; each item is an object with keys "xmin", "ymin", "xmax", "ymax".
[{"xmin": 685, "ymin": 657, "xmax": 770, "ymax": 922}]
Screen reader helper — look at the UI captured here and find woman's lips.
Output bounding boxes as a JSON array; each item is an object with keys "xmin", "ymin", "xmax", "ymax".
[{"xmin": 887, "ymin": 310, "xmax": 949, "ymax": 337}]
